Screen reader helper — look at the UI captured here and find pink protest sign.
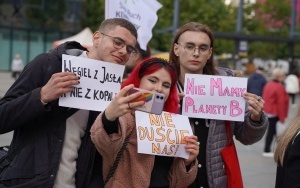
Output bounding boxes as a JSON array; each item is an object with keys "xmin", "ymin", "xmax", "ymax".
[{"xmin": 182, "ymin": 74, "xmax": 247, "ymax": 122}]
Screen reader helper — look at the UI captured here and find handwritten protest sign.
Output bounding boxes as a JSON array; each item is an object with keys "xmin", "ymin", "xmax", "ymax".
[
  {"xmin": 135, "ymin": 111, "xmax": 193, "ymax": 159},
  {"xmin": 59, "ymin": 54, "xmax": 125, "ymax": 111},
  {"xmin": 182, "ymin": 74, "xmax": 247, "ymax": 122}
]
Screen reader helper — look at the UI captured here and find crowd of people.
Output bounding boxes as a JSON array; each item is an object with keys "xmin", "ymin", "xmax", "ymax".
[
  {"xmin": 246, "ymin": 63, "xmax": 300, "ymax": 187},
  {"xmin": 0, "ymin": 17, "xmax": 299, "ymax": 188}
]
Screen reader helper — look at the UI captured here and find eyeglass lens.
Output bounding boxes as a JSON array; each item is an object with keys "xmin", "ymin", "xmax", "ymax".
[
  {"xmin": 101, "ymin": 32, "xmax": 136, "ymax": 54},
  {"xmin": 112, "ymin": 37, "xmax": 136, "ymax": 54},
  {"xmin": 178, "ymin": 43, "xmax": 210, "ymax": 55}
]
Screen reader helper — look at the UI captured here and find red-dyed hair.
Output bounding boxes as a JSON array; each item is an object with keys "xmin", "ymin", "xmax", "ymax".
[{"xmin": 122, "ymin": 57, "xmax": 178, "ymax": 113}]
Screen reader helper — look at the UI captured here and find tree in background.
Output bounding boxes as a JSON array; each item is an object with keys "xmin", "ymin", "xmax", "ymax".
[
  {"xmin": 250, "ymin": 0, "xmax": 291, "ymax": 59},
  {"xmin": 255, "ymin": 0, "xmax": 290, "ymax": 36},
  {"xmin": 3, "ymin": 0, "xmax": 297, "ymax": 59},
  {"xmin": 24, "ymin": 0, "xmax": 66, "ymax": 30},
  {"xmin": 80, "ymin": 0, "xmax": 105, "ymax": 32},
  {"xmin": 151, "ymin": 0, "xmax": 237, "ymax": 53}
]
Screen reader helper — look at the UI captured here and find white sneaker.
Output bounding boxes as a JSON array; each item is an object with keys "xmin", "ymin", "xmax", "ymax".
[{"xmin": 262, "ymin": 152, "xmax": 274, "ymax": 157}]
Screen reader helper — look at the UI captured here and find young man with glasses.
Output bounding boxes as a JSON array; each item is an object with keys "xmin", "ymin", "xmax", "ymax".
[
  {"xmin": 169, "ymin": 22, "xmax": 268, "ymax": 188},
  {"xmin": 0, "ymin": 18, "xmax": 137, "ymax": 188}
]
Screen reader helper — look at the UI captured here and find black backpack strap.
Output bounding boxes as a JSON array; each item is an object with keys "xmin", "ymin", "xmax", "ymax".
[{"xmin": 0, "ymin": 108, "xmax": 78, "ymax": 173}]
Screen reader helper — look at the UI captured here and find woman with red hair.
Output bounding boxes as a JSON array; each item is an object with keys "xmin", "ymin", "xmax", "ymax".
[
  {"xmin": 91, "ymin": 57, "xmax": 199, "ymax": 187},
  {"xmin": 122, "ymin": 57, "xmax": 178, "ymax": 113}
]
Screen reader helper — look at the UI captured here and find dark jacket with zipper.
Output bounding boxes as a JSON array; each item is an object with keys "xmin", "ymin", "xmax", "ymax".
[
  {"xmin": 0, "ymin": 41, "xmax": 103, "ymax": 188},
  {"xmin": 275, "ymin": 130, "xmax": 300, "ymax": 188}
]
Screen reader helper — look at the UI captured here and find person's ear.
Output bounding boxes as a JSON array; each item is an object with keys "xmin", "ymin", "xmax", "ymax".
[
  {"xmin": 174, "ymin": 44, "xmax": 179, "ymax": 57},
  {"xmin": 131, "ymin": 53, "xmax": 139, "ymax": 62},
  {"xmin": 93, "ymin": 31, "xmax": 101, "ymax": 47},
  {"xmin": 207, "ymin": 47, "xmax": 213, "ymax": 60}
]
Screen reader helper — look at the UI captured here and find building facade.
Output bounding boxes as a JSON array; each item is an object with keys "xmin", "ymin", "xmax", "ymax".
[{"xmin": 0, "ymin": 0, "xmax": 83, "ymax": 71}]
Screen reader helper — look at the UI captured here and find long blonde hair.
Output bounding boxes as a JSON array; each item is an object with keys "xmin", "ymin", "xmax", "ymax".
[{"xmin": 274, "ymin": 107, "xmax": 300, "ymax": 165}]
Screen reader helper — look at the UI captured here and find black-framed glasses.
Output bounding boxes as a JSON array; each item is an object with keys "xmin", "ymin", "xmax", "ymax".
[
  {"xmin": 101, "ymin": 32, "xmax": 137, "ymax": 54},
  {"xmin": 176, "ymin": 42, "xmax": 210, "ymax": 55}
]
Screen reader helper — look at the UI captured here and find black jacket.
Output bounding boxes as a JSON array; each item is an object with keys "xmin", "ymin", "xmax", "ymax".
[
  {"xmin": 247, "ymin": 72, "xmax": 267, "ymax": 97},
  {"xmin": 0, "ymin": 41, "xmax": 103, "ymax": 188},
  {"xmin": 275, "ymin": 131, "xmax": 300, "ymax": 188}
]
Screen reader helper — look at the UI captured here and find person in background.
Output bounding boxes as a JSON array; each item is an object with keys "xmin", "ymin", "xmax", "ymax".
[
  {"xmin": 244, "ymin": 58, "xmax": 256, "ymax": 75},
  {"xmin": 169, "ymin": 22, "xmax": 268, "ymax": 188},
  {"xmin": 262, "ymin": 68, "xmax": 289, "ymax": 157},
  {"xmin": 285, "ymin": 72, "xmax": 299, "ymax": 107},
  {"xmin": 123, "ymin": 42, "xmax": 151, "ymax": 80},
  {"xmin": 0, "ymin": 18, "xmax": 137, "ymax": 188},
  {"xmin": 232, "ymin": 69, "xmax": 243, "ymax": 77},
  {"xmin": 274, "ymin": 106, "xmax": 300, "ymax": 188},
  {"xmin": 11, "ymin": 53, "xmax": 24, "ymax": 80},
  {"xmin": 247, "ymin": 66, "xmax": 267, "ymax": 97},
  {"xmin": 91, "ymin": 57, "xmax": 199, "ymax": 187}
]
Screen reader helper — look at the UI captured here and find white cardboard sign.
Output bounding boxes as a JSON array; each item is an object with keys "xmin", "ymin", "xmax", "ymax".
[
  {"xmin": 59, "ymin": 54, "xmax": 125, "ymax": 111},
  {"xmin": 182, "ymin": 74, "xmax": 247, "ymax": 122},
  {"xmin": 135, "ymin": 111, "xmax": 193, "ymax": 159}
]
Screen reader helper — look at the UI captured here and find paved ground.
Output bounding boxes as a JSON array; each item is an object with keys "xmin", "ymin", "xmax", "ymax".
[
  {"xmin": 0, "ymin": 70, "xmax": 298, "ymax": 187},
  {"xmin": 0, "ymin": 71, "xmax": 15, "ymax": 146}
]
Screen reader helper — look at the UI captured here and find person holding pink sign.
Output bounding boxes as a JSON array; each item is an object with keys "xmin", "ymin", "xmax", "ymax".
[
  {"xmin": 91, "ymin": 57, "xmax": 199, "ymax": 187},
  {"xmin": 169, "ymin": 22, "xmax": 269, "ymax": 188}
]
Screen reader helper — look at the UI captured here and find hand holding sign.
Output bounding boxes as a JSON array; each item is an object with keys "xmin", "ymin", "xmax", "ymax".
[
  {"xmin": 135, "ymin": 111, "xmax": 194, "ymax": 159},
  {"xmin": 183, "ymin": 74, "xmax": 248, "ymax": 122},
  {"xmin": 243, "ymin": 92, "xmax": 265, "ymax": 121},
  {"xmin": 59, "ymin": 54, "xmax": 126, "ymax": 111},
  {"xmin": 183, "ymin": 135, "xmax": 199, "ymax": 166},
  {"xmin": 41, "ymin": 72, "xmax": 80, "ymax": 104}
]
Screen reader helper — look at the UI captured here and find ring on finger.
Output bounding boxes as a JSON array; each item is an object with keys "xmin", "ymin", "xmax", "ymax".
[{"xmin": 257, "ymin": 96, "xmax": 262, "ymax": 102}]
